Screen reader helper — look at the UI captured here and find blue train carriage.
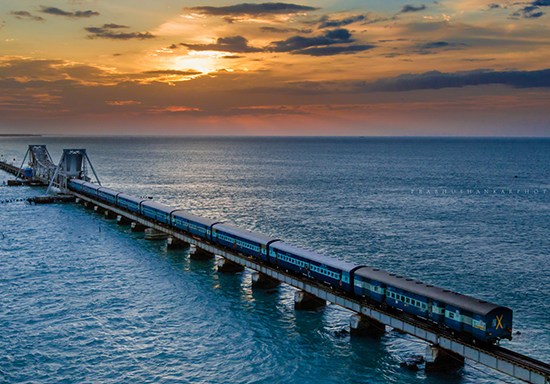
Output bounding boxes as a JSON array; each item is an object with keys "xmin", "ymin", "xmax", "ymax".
[
  {"xmin": 116, "ymin": 193, "xmax": 146, "ymax": 214},
  {"xmin": 81, "ymin": 181, "xmax": 101, "ymax": 198},
  {"xmin": 67, "ymin": 178, "xmax": 85, "ymax": 192},
  {"xmin": 97, "ymin": 187, "xmax": 119, "ymax": 205},
  {"xmin": 269, "ymin": 242, "xmax": 363, "ymax": 291},
  {"xmin": 434, "ymin": 291, "xmax": 513, "ymax": 343},
  {"xmin": 170, "ymin": 211, "xmax": 219, "ymax": 241},
  {"xmin": 353, "ymin": 267, "xmax": 513, "ymax": 342},
  {"xmin": 140, "ymin": 200, "xmax": 178, "ymax": 225},
  {"xmin": 211, "ymin": 223, "xmax": 279, "ymax": 260}
]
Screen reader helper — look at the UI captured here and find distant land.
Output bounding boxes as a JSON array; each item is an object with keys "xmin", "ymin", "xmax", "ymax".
[{"xmin": 0, "ymin": 134, "xmax": 42, "ymax": 137}]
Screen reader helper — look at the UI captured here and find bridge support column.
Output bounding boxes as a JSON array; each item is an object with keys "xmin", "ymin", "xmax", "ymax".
[
  {"xmin": 131, "ymin": 222, "xmax": 147, "ymax": 232},
  {"xmin": 117, "ymin": 215, "xmax": 131, "ymax": 225},
  {"xmin": 84, "ymin": 201, "xmax": 94, "ymax": 210},
  {"xmin": 424, "ymin": 345, "xmax": 464, "ymax": 373},
  {"xmin": 93, "ymin": 205, "xmax": 105, "ymax": 214},
  {"xmin": 189, "ymin": 246, "xmax": 215, "ymax": 260},
  {"xmin": 251, "ymin": 272, "xmax": 280, "ymax": 289},
  {"xmin": 167, "ymin": 237, "xmax": 190, "ymax": 250},
  {"xmin": 104, "ymin": 210, "xmax": 116, "ymax": 219},
  {"xmin": 349, "ymin": 314, "xmax": 386, "ymax": 337},
  {"xmin": 144, "ymin": 228, "xmax": 168, "ymax": 241},
  {"xmin": 217, "ymin": 257, "xmax": 245, "ymax": 274},
  {"xmin": 294, "ymin": 291, "xmax": 326, "ymax": 311}
]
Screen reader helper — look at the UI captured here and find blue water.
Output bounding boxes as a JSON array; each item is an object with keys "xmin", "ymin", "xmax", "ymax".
[{"xmin": 1, "ymin": 137, "xmax": 549, "ymax": 383}]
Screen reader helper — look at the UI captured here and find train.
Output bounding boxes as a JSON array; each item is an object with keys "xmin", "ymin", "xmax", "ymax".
[{"xmin": 68, "ymin": 178, "xmax": 513, "ymax": 344}]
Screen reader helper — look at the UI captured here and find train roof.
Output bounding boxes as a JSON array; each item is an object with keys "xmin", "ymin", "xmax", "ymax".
[
  {"xmin": 271, "ymin": 241, "xmax": 364, "ymax": 273},
  {"xmin": 141, "ymin": 200, "xmax": 178, "ymax": 214},
  {"xmin": 69, "ymin": 178, "xmax": 86, "ymax": 185},
  {"xmin": 98, "ymin": 186, "xmax": 119, "ymax": 195},
  {"xmin": 117, "ymin": 193, "xmax": 146, "ymax": 204},
  {"xmin": 355, "ymin": 267, "xmax": 509, "ymax": 316},
  {"xmin": 82, "ymin": 182, "xmax": 101, "ymax": 190},
  {"xmin": 172, "ymin": 210, "xmax": 220, "ymax": 227},
  {"xmin": 212, "ymin": 223, "xmax": 279, "ymax": 245}
]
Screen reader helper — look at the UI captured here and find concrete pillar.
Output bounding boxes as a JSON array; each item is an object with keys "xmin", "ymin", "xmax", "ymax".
[
  {"xmin": 349, "ymin": 314, "xmax": 386, "ymax": 337},
  {"xmin": 75, "ymin": 198, "xmax": 80, "ymax": 204},
  {"xmin": 251, "ymin": 272, "xmax": 280, "ymax": 289},
  {"xmin": 84, "ymin": 201, "xmax": 94, "ymax": 210},
  {"xmin": 189, "ymin": 246, "xmax": 215, "ymax": 260},
  {"xmin": 93, "ymin": 205, "xmax": 105, "ymax": 214},
  {"xmin": 131, "ymin": 222, "xmax": 147, "ymax": 232},
  {"xmin": 144, "ymin": 228, "xmax": 168, "ymax": 241},
  {"xmin": 166, "ymin": 237, "xmax": 190, "ymax": 250},
  {"xmin": 424, "ymin": 345, "xmax": 465, "ymax": 373},
  {"xmin": 216, "ymin": 257, "xmax": 245, "ymax": 274},
  {"xmin": 104, "ymin": 210, "xmax": 116, "ymax": 219},
  {"xmin": 294, "ymin": 291, "xmax": 326, "ymax": 311},
  {"xmin": 117, "ymin": 215, "xmax": 131, "ymax": 225}
]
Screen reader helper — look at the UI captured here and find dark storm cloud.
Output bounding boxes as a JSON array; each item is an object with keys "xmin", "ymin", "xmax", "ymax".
[
  {"xmin": 399, "ymin": 4, "xmax": 427, "ymax": 13},
  {"xmin": 315, "ymin": 14, "xmax": 366, "ymax": 28},
  {"xmin": 10, "ymin": 11, "xmax": 45, "ymax": 21},
  {"xmin": 181, "ymin": 36, "xmax": 263, "ymax": 53},
  {"xmin": 184, "ymin": 3, "xmax": 319, "ymax": 17},
  {"xmin": 270, "ymin": 28, "xmax": 353, "ymax": 52},
  {"xmin": 39, "ymin": 6, "xmax": 99, "ymax": 18},
  {"xmin": 291, "ymin": 44, "xmax": 376, "ymax": 56},
  {"xmin": 260, "ymin": 26, "xmax": 313, "ymax": 33},
  {"xmin": 85, "ymin": 24, "xmax": 156, "ymax": 40}
]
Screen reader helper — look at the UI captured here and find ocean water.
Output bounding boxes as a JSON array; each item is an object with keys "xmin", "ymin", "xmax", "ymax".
[{"xmin": 0, "ymin": 136, "xmax": 549, "ymax": 384}]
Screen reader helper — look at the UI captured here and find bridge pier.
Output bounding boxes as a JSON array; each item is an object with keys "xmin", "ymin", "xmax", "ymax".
[
  {"xmin": 131, "ymin": 222, "xmax": 147, "ymax": 232},
  {"xmin": 117, "ymin": 215, "xmax": 131, "ymax": 225},
  {"xmin": 217, "ymin": 257, "xmax": 245, "ymax": 274},
  {"xmin": 251, "ymin": 272, "xmax": 280, "ymax": 289},
  {"xmin": 424, "ymin": 345, "xmax": 465, "ymax": 373},
  {"xmin": 144, "ymin": 228, "xmax": 168, "ymax": 241},
  {"xmin": 349, "ymin": 314, "xmax": 386, "ymax": 337},
  {"xmin": 104, "ymin": 210, "xmax": 116, "ymax": 219},
  {"xmin": 84, "ymin": 201, "xmax": 94, "ymax": 210},
  {"xmin": 294, "ymin": 291, "xmax": 326, "ymax": 311},
  {"xmin": 189, "ymin": 246, "xmax": 215, "ymax": 260},
  {"xmin": 166, "ymin": 237, "xmax": 190, "ymax": 250},
  {"xmin": 93, "ymin": 205, "xmax": 105, "ymax": 214}
]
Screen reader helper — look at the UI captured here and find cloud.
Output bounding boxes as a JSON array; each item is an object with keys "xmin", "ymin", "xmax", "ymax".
[
  {"xmin": 510, "ymin": 5, "xmax": 544, "ymax": 18},
  {"xmin": 315, "ymin": 14, "xmax": 366, "ymax": 29},
  {"xmin": 39, "ymin": 6, "xmax": 99, "ymax": 18},
  {"xmin": 143, "ymin": 70, "xmax": 202, "ymax": 76},
  {"xmin": 291, "ymin": 44, "xmax": 376, "ymax": 56},
  {"xmin": 85, "ymin": 24, "xmax": 156, "ymax": 40},
  {"xmin": 181, "ymin": 36, "xmax": 263, "ymax": 53},
  {"xmin": 399, "ymin": 4, "xmax": 427, "ymax": 13},
  {"xmin": 183, "ymin": 3, "xmax": 319, "ymax": 17},
  {"xmin": 10, "ymin": 11, "xmax": 45, "ymax": 21},
  {"xmin": 358, "ymin": 69, "xmax": 550, "ymax": 92},
  {"xmin": 260, "ymin": 26, "xmax": 312, "ymax": 33},
  {"xmin": 270, "ymin": 28, "xmax": 354, "ymax": 52}
]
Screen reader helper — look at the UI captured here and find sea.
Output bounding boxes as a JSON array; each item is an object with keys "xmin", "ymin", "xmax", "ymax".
[{"xmin": 0, "ymin": 136, "xmax": 549, "ymax": 384}]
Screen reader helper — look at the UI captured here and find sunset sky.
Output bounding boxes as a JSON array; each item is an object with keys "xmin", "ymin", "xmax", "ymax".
[{"xmin": 1, "ymin": 0, "xmax": 549, "ymax": 136}]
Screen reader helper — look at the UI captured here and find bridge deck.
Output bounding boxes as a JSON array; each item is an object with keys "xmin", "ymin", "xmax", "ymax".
[{"xmin": 75, "ymin": 192, "xmax": 550, "ymax": 384}]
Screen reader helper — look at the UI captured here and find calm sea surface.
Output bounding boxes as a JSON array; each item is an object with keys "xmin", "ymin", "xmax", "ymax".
[{"xmin": 1, "ymin": 137, "xmax": 549, "ymax": 384}]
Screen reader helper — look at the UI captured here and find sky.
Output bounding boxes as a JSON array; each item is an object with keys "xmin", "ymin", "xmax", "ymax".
[{"xmin": 0, "ymin": 0, "xmax": 549, "ymax": 136}]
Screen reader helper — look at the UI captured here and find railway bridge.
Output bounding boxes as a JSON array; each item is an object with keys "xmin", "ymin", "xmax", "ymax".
[{"xmin": 1, "ymin": 145, "xmax": 549, "ymax": 384}]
